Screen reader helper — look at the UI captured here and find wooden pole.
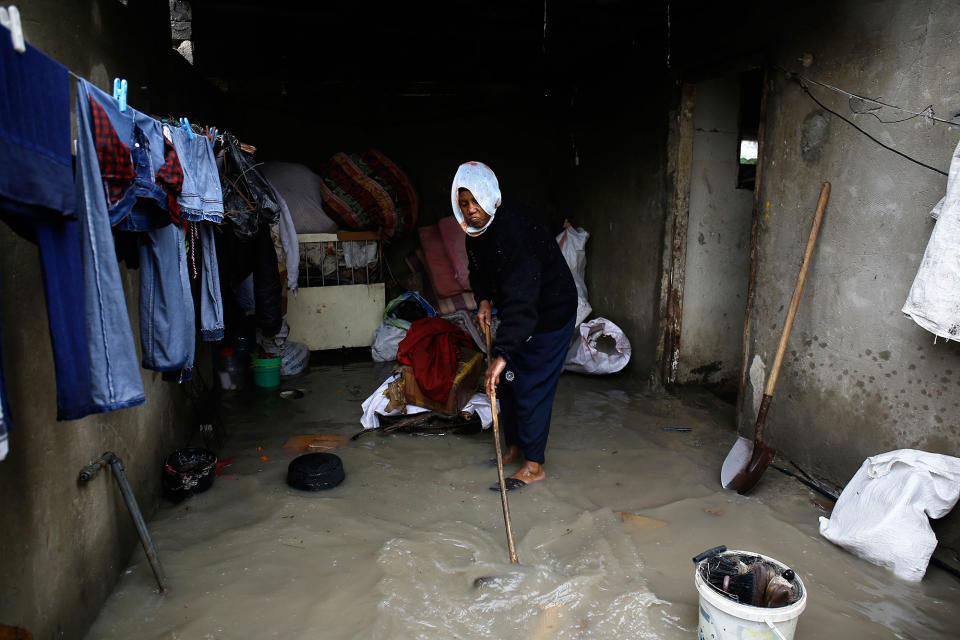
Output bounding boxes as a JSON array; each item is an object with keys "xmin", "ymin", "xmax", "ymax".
[{"xmin": 485, "ymin": 324, "xmax": 519, "ymax": 564}]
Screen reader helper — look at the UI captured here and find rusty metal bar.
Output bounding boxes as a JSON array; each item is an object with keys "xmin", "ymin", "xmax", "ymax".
[{"xmin": 78, "ymin": 452, "xmax": 168, "ymax": 593}]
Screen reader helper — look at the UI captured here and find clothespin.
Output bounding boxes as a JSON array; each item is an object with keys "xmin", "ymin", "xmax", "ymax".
[
  {"xmin": 180, "ymin": 117, "xmax": 194, "ymax": 140},
  {"xmin": 0, "ymin": 5, "xmax": 26, "ymax": 53},
  {"xmin": 112, "ymin": 77, "xmax": 128, "ymax": 112}
]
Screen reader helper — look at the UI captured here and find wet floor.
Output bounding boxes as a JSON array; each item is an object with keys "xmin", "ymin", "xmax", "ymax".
[{"xmin": 86, "ymin": 360, "xmax": 960, "ymax": 639}]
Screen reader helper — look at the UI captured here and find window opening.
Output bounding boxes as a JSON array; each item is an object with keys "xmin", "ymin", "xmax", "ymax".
[{"xmin": 736, "ymin": 69, "xmax": 763, "ymax": 190}]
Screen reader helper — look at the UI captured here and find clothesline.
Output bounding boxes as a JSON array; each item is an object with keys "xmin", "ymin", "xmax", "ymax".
[{"xmin": 56, "ymin": 51, "xmax": 255, "ymax": 152}]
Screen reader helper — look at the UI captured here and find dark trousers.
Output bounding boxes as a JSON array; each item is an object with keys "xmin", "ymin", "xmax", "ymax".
[{"xmin": 498, "ymin": 316, "xmax": 575, "ymax": 464}]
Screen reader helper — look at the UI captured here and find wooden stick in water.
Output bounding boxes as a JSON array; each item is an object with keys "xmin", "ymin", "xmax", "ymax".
[{"xmin": 486, "ymin": 324, "xmax": 519, "ymax": 564}]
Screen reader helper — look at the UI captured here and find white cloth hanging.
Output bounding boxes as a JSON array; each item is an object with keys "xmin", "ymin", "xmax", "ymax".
[{"xmin": 902, "ymin": 137, "xmax": 960, "ymax": 339}]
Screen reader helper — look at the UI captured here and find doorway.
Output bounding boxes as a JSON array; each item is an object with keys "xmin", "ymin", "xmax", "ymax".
[{"xmin": 660, "ymin": 70, "xmax": 764, "ymax": 401}]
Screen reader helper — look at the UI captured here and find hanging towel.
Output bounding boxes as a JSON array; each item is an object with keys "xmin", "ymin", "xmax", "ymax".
[{"xmin": 902, "ymin": 138, "xmax": 960, "ymax": 339}]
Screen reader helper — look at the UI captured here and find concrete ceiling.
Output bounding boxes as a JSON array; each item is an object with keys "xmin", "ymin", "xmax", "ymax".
[{"xmin": 188, "ymin": 1, "xmax": 691, "ymax": 99}]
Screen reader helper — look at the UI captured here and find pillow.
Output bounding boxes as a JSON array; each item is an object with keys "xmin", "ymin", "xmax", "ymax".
[
  {"xmin": 437, "ymin": 215, "xmax": 471, "ymax": 291},
  {"xmin": 418, "ymin": 224, "xmax": 464, "ymax": 298}
]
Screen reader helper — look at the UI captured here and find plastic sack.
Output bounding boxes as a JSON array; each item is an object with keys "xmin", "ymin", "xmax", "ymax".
[
  {"xmin": 564, "ymin": 317, "xmax": 631, "ymax": 374},
  {"xmin": 371, "ymin": 323, "xmax": 407, "ymax": 362},
  {"xmin": 902, "ymin": 136, "xmax": 960, "ymax": 340},
  {"xmin": 556, "ymin": 222, "xmax": 592, "ymax": 327},
  {"xmin": 280, "ymin": 340, "xmax": 309, "ymax": 377},
  {"xmin": 819, "ymin": 449, "xmax": 960, "ymax": 581},
  {"xmin": 383, "ymin": 291, "xmax": 436, "ymax": 330}
]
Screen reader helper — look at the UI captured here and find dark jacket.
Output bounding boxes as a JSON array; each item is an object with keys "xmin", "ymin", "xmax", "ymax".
[{"xmin": 466, "ymin": 199, "xmax": 577, "ymax": 357}]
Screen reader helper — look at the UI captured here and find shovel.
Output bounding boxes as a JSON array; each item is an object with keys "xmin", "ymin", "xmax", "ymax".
[
  {"xmin": 722, "ymin": 182, "xmax": 831, "ymax": 494},
  {"xmin": 485, "ymin": 323, "xmax": 520, "ymax": 564}
]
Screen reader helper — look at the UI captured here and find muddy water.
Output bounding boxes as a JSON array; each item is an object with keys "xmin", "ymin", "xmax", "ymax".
[{"xmin": 86, "ymin": 361, "xmax": 960, "ymax": 639}]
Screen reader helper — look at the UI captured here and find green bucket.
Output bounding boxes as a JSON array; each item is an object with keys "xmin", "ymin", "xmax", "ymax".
[{"xmin": 251, "ymin": 356, "xmax": 282, "ymax": 388}]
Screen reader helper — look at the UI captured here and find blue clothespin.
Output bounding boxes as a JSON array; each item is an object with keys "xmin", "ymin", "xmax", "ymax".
[
  {"xmin": 180, "ymin": 117, "xmax": 194, "ymax": 140},
  {"xmin": 112, "ymin": 77, "xmax": 127, "ymax": 112}
]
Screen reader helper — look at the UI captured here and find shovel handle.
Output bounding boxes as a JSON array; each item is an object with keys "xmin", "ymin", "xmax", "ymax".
[{"xmin": 765, "ymin": 182, "xmax": 831, "ymax": 397}]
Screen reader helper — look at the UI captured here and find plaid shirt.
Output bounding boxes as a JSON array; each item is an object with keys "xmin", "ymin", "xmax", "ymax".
[
  {"xmin": 156, "ymin": 135, "xmax": 184, "ymax": 224},
  {"xmin": 88, "ymin": 96, "xmax": 136, "ymax": 205}
]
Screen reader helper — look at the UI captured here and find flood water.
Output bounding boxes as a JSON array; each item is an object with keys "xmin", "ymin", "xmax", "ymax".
[{"xmin": 86, "ymin": 360, "xmax": 960, "ymax": 639}]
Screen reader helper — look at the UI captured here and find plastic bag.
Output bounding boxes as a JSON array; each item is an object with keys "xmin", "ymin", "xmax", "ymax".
[
  {"xmin": 902, "ymin": 136, "xmax": 960, "ymax": 340},
  {"xmin": 371, "ymin": 323, "xmax": 408, "ymax": 362},
  {"xmin": 819, "ymin": 449, "xmax": 960, "ymax": 581},
  {"xmin": 556, "ymin": 223, "xmax": 592, "ymax": 326},
  {"xmin": 383, "ymin": 291, "xmax": 436, "ymax": 330},
  {"xmin": 564, "ymin": 317, "xmax": 631, "ymax": 374},
  {"xmin": 280, "ymin": 340, "xmax": 309, "ymax": 377}
]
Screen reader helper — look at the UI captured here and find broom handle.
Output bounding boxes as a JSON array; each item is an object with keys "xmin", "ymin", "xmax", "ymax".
[
  {"xmin": 486, "ymin": 323, "xmax": 519, "ymax": 564},
  {"xmin": 764, "ymin": 182, "xmax": 830, "ymax": 398}
]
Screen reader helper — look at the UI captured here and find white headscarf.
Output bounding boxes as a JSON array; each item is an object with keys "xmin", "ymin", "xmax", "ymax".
[{"xmin": 451, "ymin": 161, "xmax": 502, "ymax": 236}]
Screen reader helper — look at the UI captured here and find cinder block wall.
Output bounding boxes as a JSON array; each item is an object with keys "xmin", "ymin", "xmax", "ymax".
[
  {"xmin": 0, "ymin": 1, "xmax": 219, "ymax": 637},
  {"xmin": 746, "ymin": 0, "xmax": 960, "ymax": 551}
]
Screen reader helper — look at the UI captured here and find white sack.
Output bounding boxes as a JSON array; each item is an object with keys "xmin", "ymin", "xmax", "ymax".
[
  {"xmin": 556, "ymin": 223, "xmax": 592, "ymax": 326},
  {"xmin": 370, "ymin": 323, "xmax": 407, "ymax": 362},
  {"xmin": 564, "ymin": 317, "xmax": 631, "ymax": 374},
  {"xmin": 819, "ymin": 449, "xmax": 960, "ymax": 581},
  {"xmin": 280, "ymin": 340, "xmax": 309, "ymax": 377},
  {"xmin": 360, "ymin": 374, "xmax": 494, "ymax": 430},
  {"xmin": 902, "ymin": 137, "xmax": 960, "ymax": 340},
  {"xmin": 260, "ymin": 162, "xmax": 338, "ymax": 234}
]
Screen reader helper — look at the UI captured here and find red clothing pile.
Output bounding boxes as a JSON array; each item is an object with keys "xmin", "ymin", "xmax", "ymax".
[{"xmin": 397, "ymin": 318, "xmax": 474, "ymax": 402}]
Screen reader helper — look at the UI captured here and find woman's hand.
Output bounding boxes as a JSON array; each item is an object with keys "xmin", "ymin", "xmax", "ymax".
[
  {"xmin": 477, "ymin": 300, "xmax": 492, "ymax": 331},
  {"xmin": 485, "ymin": 356, "xmax": 507, "ymax": 397}
]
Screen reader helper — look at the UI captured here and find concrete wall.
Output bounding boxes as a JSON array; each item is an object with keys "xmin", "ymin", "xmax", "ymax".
[
  {"xmin": 0, "ymin": 1, "xmax": 216, "ymax": 637},
  {"xmin": 678, "ymin": 76, "xmax": 753, "ymax": 390},
  {"xmin": 565, "ymin": 96, "xmax": 672, "ymax": 376},
  {"xmin": 745, "ymin": 0, "xmax": 960, "ymax": 548}
]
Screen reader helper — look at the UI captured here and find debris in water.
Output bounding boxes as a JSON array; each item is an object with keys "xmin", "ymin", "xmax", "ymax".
[
  {"xmin": 617, "ymin": 512, "xmax": 668, "ymax": 530},
  {"xmin": 283, "ymin": 434, "xmax": 348, "ymax": 452},
  {"xmin": 472, "ymin": 575, "xmax": 499, "ymax": 588},
  {"xmin": 280, "ymin": 389, "xmax": 304, "ymax": 399},
  {"xmin": 663, "ymin": 427, "xmax": 692, "ymax": 432},
  {"xmin": 811, "ymin": 496, "xmax": 835, "ymax": 512}
]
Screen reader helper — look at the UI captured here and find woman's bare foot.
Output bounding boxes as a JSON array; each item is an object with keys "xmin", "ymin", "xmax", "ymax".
[
  {"xmin": 501, "ymin": 445, "xmax": 523, "ymax": 464},
  {"xmin": 510, "ymin": 461, "xmax": 546, "ymax": 485}
]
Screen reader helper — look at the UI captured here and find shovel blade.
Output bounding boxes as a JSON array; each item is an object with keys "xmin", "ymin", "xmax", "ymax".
[
  {"xmin": 721, "ymin": 436, "xmax": 753, "ymax": 488},
  {"xmin": 728, "ymin": 444, "xmax": 776, "ymax": 495}
]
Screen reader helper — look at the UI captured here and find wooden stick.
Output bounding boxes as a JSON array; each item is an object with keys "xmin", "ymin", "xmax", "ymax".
[{"xmin": 486, "ymin": 324, "xmax": 519, "ymax": 564}]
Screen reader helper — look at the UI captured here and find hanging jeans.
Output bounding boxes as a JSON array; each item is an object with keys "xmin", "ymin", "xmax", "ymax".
[
  {"xmin": 139, "ymin": 223, "xmax": 196, "ymax": 373},
  {"xmin": 75, "ymin": 79, "xmax": 145, "ymax": 412},
  {"xmin": 169, "ymin": 127, "xmax": 224, "ymax": 223},
  {"xmin": 0, "ymin": 39, "xmax": 96, "ymax": 424},
  {"xmin": 198, "ymin": 223, "xmax": 225, "ymax": 341}
]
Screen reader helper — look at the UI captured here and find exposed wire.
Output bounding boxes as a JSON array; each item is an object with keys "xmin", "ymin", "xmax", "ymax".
[
  {"xmin": 782, "ymin": 67, "xmax": 959, "ymax": 126},
  {"xmin": 794, "ymin": 77, "xmax": 948, "ymax": 176},
  {"xmin": 848, "ymin": 99, "xmax": 931, "ymax": 124}
]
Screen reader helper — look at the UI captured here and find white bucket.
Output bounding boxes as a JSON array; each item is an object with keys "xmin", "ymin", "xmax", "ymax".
[{"xmin": 694, "ymin": 550, "xmax": 807, "ymax": 640}]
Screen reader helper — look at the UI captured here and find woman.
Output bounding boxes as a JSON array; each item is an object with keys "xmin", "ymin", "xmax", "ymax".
[{"xmin": 452, "ymin": 161, "xmax": 577, "ymax": 491}]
